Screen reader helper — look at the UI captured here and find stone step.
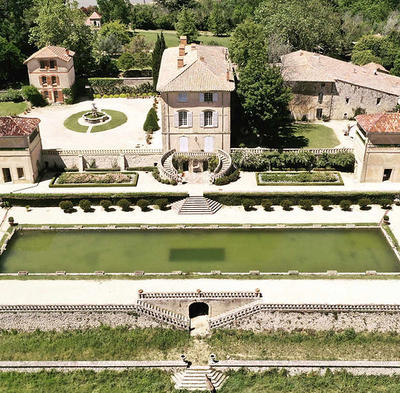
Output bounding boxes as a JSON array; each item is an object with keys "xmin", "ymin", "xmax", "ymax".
[
  {"xmin": 172, "ymin": 197, "xmax": 222, "ymax": 215},
  {"xmin": 172, "ymin": 366, "xmax": 227, "ymax": 391}
]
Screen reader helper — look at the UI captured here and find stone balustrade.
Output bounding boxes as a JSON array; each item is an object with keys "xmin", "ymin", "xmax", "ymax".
[
  {"xmin": 139, "ymin": 291, "xmax": 262, "ymax": 300},
  {"xmin": 230, "ymin": 147, "xmax": 353, "ymax": 155}
]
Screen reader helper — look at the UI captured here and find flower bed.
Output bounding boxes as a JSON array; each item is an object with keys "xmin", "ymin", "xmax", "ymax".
[
  {"xmin": 257, "ymin": 171, "xmax": 343, "ymax": 186},
  {"xmin": 50, "ymin": 172, "xmax": 138, "ymax": 187}
]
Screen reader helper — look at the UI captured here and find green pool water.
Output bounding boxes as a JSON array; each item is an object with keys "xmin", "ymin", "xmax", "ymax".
[{"xmin": 0, "ymin": 229, "xmax": 398, "ymax": 273}]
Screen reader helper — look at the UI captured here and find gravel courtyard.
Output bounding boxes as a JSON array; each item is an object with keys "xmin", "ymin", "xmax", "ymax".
[{"xmin": 23, "ymin": 98, "xmax": 161, "ymax": 150}]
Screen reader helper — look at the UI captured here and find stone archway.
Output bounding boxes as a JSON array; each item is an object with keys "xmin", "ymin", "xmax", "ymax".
[{"xmin": 189, "ymin": 302, "xmax": 210, "ymax": 336}]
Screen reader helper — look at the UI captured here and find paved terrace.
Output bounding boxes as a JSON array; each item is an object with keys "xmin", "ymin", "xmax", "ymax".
[{"xmin": 1, "ymin": 279, "xmax": 400, "ymax": 305}]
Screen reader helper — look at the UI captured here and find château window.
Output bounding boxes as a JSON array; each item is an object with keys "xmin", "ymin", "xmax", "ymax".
[
  {"xmin": 178, "ymin": 92, "xmax": 187, "ymax": 102},
  {"xmin": 204, "ymin": 92, "xmax": 213, "ymax": 102},
  {"xmin": 17, "ymin": 168, "xmax": 24, "ymax": 179},
  {"xmin": 179, "ymin": 111, "xmax": 188, "ymax": 126},
  {"xmin": 204, "ymin": 111, "xmax": 213, "ymax": 126}
]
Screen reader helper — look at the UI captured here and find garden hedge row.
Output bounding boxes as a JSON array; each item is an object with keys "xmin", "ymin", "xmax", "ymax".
[
  {"xmin": 49, "ymin": 172, "xmax": 139, "ymax": 188},
  {"xmin": 204, "ymin": 191, "xmax": 398, "ymax": 206},
  {"xmin": 0, "ymin": 193, "xmax": 188, "ymax": 207}
]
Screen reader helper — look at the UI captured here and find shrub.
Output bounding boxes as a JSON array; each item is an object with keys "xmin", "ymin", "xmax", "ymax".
[
  {"xmin": 320, "ymin": 199, "xmax": 331, "ymax": 210},
  {"xmin": 380, "ymin": 198, "xmax": 393, "ymax": 209},
  {"xmin": 340, "ymin": 199, "xmax": 352, "ymax": 211},
  {"xmin": 299, "ymin": 199, "xmax": 313, "ymax": 211},
  {"xmin": 280, "ymin": 199, "xmax": 293, "ymax": 211},
  {"xmin": 0, "ymin": 88, "xmax": 23, "ymax": 103},
  {"xmin": 214, "ymin": 169, "xmax": 240, "ymax": 185},
  {"xmin": 261, "ymin": 199, "xmax": 273, "ymax": 211},
  {"xmin": 59, "ymin": 200, "xmax": 73, "ymax": 213},
  {"xmin": 117, "ymin": 198, "xmax": 131, "ymax": 211},
  {"xmin": 143, "ymin": 107, "xmax": 159, "ymax": 133},
  {"xmin": 21, "ymin": 85, "xmax": 47, "ymax": 107},
  {"xmin": 79, "ymin": 199, "xmax": 92, "ymax": 212},
  {"xmin": 8, "ymin": 216, "xmax": 14, "ymax": 225},
  {"xmin": 208, "ymin": 156, "xmax": 218, "ymax": 172},
  {"xmin": 242, "ymin": 198, "xmax": 255, "ymax": 211},
  {"xmin": 137, "ymin": 199, "xmax": 150, "ymax": 211},
  {"xmin": 155, "ymin": 198, "xmax": 168, "ymax": 210},
  {"xmin": 358, "ymin": 198, "xmax": 371, "ymax": 210},
  {"xmin": 383, "ymin": 215, "xmax": 390, "ymax": 222},
  {"xmin": 100, "ymin": 199, "xmax": 112, "ymax": 211}
]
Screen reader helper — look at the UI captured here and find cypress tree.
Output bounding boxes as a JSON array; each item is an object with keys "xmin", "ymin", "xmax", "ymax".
[
  {"xmin": 143, "ymin": 107, "xmax": 160, "ymax": 133},
  {"xmin": 152, "ymin": 33, "xmax": 167, "ymax": 90}
]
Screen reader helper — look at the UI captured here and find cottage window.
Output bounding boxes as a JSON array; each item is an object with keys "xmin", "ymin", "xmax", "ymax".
[
  {"xmin": 49, "ymin": 60, "xmax": 56, "ymax": 69},
  {"xmin": 178, "ymin": 93, "xmax": 188, "ymax": 102},
  {"xmin": 41, "ymin": 76, "xmax": 47, "ymax": 85},
  {"xmin": 318, "ymin": 92, "xmax": 323, "ymax": 104},
  {"xmin": 179, "ymin": 111, "xmax": 188, "ymax": 126},
  {"xmin": 345, "ymin": 97, "xmax": 350, "ymax": 104},
  {"xmin": 204, "ymin": 92, "xmax": 213, "ymax": 102},
  {"xmin": 316, "ymin": 108, "xmax": 323, "ymax": 119},
  {"xmin": 377, "ymin": 97, "xmax": 382, "ymax": 105},
  {"xmin": 51, "ymin": 76, "xmax": 57, "ymax": 85},
  {"xmin": 204, "ymin": 111, "xmax": 213, "ymax": 126},
  {"xmin": 17, "ymin": 168, "xmax": 24, "ymax": 179},
  {"xmin": 39, "ymin": 61, "xmax": 46, "ymax": 69}
]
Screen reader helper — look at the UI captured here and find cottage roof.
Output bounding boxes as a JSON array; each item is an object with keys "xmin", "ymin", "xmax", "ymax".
[
  {"xmin": 356, "ymin": 113, "xmax": 400, "ymax": 134},
  {"xmin": 24, "ymin": 46, "xmax": 75, "ymax": 64},
  {"xmin": 85, "ymin": 11, "xmax": 102, "ymax": 25},
  {"xmin": 281, "ymin": 50, "xmax": 400, "ymax": 96},
  {"xmin": 362, "ymin": 62, "xmax": 389, "ymax": 74},
  {"xmin": 157, "ymin": 45, "xmax": 235, "ymax": 92},
  {"xmin": 0, "ymin": 117, "xmax": 40, "ymax": 137}
]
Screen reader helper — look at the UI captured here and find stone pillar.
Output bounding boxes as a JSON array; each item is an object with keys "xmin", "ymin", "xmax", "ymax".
[
  {"xmin": 118, "ymin": 154, "xmax": 125, "ymax": 171},
  {"xmin": 78, "ymin": 155, "xmax": 84, "ymax": 172}
]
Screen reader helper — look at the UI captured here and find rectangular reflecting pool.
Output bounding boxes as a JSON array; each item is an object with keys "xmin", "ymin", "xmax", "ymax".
[{"xmin": 1, "ymin": 229, "xmax": 398, "ymax": 273}]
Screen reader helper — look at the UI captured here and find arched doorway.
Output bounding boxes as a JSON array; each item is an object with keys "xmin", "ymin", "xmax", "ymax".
[{"xmin": 189, "ymin": 302, "xmax": 209, "ymax": 318}]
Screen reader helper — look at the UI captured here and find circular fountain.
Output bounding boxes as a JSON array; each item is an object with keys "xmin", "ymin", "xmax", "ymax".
[{"xmin": 82, "ymin": 102, "xmax": 109, "ymax": 124}]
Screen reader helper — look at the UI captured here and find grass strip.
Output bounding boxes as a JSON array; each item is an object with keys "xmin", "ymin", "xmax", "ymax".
[
  {"xmin": 63, "ymin": 111, "xmax": 89, "ymax": 133},
  {"xmin": 91, "ymin": 109, "xmax": 127, "ymax": 132}
]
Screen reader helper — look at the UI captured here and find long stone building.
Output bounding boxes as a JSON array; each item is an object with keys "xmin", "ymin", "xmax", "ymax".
[
  {"xmin": 157, "ymin": 36, "xmax": 235, "ymax": 153},
  {"xmin": 281, "ymin": 50, "xmax": 400, "ymax": 121}
]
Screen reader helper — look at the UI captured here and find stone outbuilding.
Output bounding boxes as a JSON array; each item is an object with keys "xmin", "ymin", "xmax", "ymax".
[
  {"xmin": 0, "ymin": 117, "xmax": 42, "ymax": 184},
  {"xmin": 157, "ymin": 36, "xmax": 235, "ymax": 153},
  {"xmin": 85, "ymin": 11, "xmax": 102, "ymax": 29},
  {"xmin": 281, "ymin": 50, "xmax": 400, "ymax": 121},
  {"xmin": 24, "ymin": 46, "xmax": 76, "ymax": 104},
  {"xmin": 354, "ymin": 113, "xmax": 400, "ymax": 182}
]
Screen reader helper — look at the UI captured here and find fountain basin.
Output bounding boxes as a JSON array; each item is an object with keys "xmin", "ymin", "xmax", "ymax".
[{"xmin": 82, "ymin": 111, "xmax": 109, "ymax": 124}]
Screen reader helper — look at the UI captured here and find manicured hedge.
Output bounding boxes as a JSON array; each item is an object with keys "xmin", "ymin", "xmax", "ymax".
[
  {"xmin": 49, "ymin": 172, "xmax": 139, "ymax": 188},
  {"xmin": 256, "ymin": 171, "xmax": 344, "ymax": 186},
  {"xmin": 0, "ymin": 193, "xmax": 188, "ymax": 207},
  {"xmin": 204, "ymin": 191, "xmax": 397, "ymax": 206}
]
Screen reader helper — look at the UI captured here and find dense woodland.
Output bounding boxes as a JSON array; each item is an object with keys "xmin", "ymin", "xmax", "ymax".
[{"xmin": 1, "ymin": 0, "xmax": 400, "ymax": 146}]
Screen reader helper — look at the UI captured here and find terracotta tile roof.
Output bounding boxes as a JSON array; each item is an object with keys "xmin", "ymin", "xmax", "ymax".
[
  {"xmin": 0, "ymin": 117, "xmax": 41, "ymax": 137},
  {"xmin": 157, "ymin": 45, "xmax": 235, "ymax": 92},
  {"xmin": 24, "ymin": 46, "xmax": 75, "ymax": 64},
  {"xmin": 356, "ymin": 113, "xmax": 400, "ymax": 134},
  {"xmin": 281, "ymin": 50, "xmax": 400, "ymax": 96}
]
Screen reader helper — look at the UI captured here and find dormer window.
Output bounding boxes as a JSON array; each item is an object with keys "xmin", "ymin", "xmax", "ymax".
[
  {"xmin": 204, "ymin": 92, "xmax": 213, "ymax": 102},
  {"xmin": 178, "ymin": 92, "xmax": 187, "ymax": 103},
  {"xmin": 200, "ymin": 92, "xmax": 218, "ymax": 103}
]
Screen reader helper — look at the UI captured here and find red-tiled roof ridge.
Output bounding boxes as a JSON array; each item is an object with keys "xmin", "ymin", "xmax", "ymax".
[
  {"xmin": 356, "ymin": 113, "xmax": 400, "ymax": 134},
  {"xmin": 88, "ymin": 11, "xmax": 101, "ymax": 19},
  {"xmin": 0, "ymin": 116, "xmax": 41, "ymax": 137},
  {"xmin": 24, "ymin": 46, "xmax": 75, "ymax": 64}
]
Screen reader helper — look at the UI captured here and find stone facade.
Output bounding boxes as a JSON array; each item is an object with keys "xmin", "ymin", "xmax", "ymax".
[
  {"xmin": 160, "ymin": 91, "xmax": 232, "ymax": 153},
  {"xmin": 289, "ymin": 80, "xmax": 399, "ymax": 121},
  {"xmin": 24, "ymin": 46, "xmax": 76, "ymax": 103}
]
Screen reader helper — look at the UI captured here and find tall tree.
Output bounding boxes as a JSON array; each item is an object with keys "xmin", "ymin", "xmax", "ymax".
[
  {"xmin": 208, "ymin": 1, "xmax": 231, "ymax": 36},
  {"xmin": 97, "ymin": 0, "xmax": 131, "ymax": 24},
  {"xmin": 29, "ymin": 0, "xmax": 95, "ymax": 75},
  {"xmin": 152, "ymin": 33, "xmax": 166, "ymax": 89},
  {"xmin": 155, "ymin": 0, "xmax": 196, "ymax": 12},
  {"xmin": 237, "ymin": 57, "xmax": 293, "ymax": 147},
  {"xmin": 0, "ymin": 37, "xmax": 24, "ymax": 85},
  {"xmin": 175, "ymin": 7, "xmax": 198, "ymax": 43}
]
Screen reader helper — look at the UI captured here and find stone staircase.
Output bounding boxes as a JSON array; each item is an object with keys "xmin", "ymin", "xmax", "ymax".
[
  {"xmin": 172, "ymin": 196, "xmax": 222, "ymax": 215},
  {"xmin": 172, "ymin": 366, "xmax": 227, "ymax": 391},
  {"xmin": 210, "ymin": 149, "xmax": 232, "ymax": 183}
]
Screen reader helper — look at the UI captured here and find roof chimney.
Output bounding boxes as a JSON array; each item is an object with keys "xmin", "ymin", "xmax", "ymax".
[
  {"xmin": 179, "ymin": 45, "xmax": 185, "ymax": 57},
  {"xmin": 180, "ymin": 36, "xmax": 187, "ymax": 46},
  {"xmin": 177, "ymin": 57, "xmax": 184, "ymax": 69},
  {"xmin": 200, "ymin": 56, "xmax": 205, "ymax": 62},
  {"xmin": 191, "ymin": 43, "xmax": 196, "ymax": 51},
  {"xmin": 226, "ymin": 69, "xmax": 230, "ymax": 81}
]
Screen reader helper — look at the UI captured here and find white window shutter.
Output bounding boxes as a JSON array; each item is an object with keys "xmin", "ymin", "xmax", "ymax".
[
  {"xmin": 200, "ymin": 93, "xmax": 204, "ymax": 103},
  {"xmin": 212, "ymin": 111, "xmax": 218, "ymax": 127},
  {"xmin": 188, "ymin": 112, "xmax": 193, "ymax": 127},
  {"xmin": 213, "ymin": 92, "xmax": 218, "ymax": 102},
  {"xmin": 174, "ymin": 112, "xmax": 179, "ymax": 127},
  {"xmin": 200, "ymin": 112, "xmax": 205, "ymax": 127}
]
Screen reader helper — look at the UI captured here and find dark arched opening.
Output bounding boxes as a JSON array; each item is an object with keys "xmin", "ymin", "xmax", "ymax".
[{"xmin": 189, "ymin": 302, "xmax": 209, "ymax": 319}]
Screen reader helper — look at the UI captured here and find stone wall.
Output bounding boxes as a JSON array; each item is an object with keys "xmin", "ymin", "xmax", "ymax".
[
  {"xmin": 0, "ymin": 312, "xmax": 170, "ymax": 332},
  {"xmin": 222, "ymin": 311, "xmax": 400, "ymax": 333}
]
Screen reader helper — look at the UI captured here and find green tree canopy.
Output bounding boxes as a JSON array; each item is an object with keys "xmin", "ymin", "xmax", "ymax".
[
  {"xmin": 255, "ymin": 0, "xmax": 342, "ymax": 56},
  {"xmin": 237, "ymin": 57, "xmax": 293, "ymax": 147},
  {"xmin": 98, "ymin": 21, "xmax": 130, "ymax": 46},
  {"xmin": 155, "ymin": 0, "xmax": 196, "ymax": 12},
  {"xmin": 0, "ymin": 37, "xmax": 24, "ymax": 84},
  {"xmin": 175, "ymin": 7, "xmax": 198, "ymax": 43},
  {"xmin": 337, "ymin": 0, "xmax": 399, "ymax": 22},
  {"xmin": 152, "ymin": 33, "xmax": 167, "ymax": 89},
  {"xmin": 97, "ymin": 0, "xmax": 131, "ymax": 24},
  {"xmin": 117, "ymin": 52, "xmax": 135, "ymax": 71},
  {"xmin": 208, "ymin": 1, "xmax": 231, "ymax": 36}
]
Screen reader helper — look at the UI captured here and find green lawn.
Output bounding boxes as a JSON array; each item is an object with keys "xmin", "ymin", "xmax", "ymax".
[
  {"xmin": 0, "ymin": 101, "xmax": 28, "ymax": 116},
  {"xmin": 136, "ymin": 29, "xmax": 230, "ymax": 47},
  {"xmin": 2, "ymin": 370, "xmax": 400, "ymax": 392},
  {"xmin": 292, "ymin": 123, "xmax": 340, "ymax": 148},
  {"xmin": 3, "ymin": 327, "xmax": 400, "ymax": 362},
  {"xmin": 63, "ymin": 109, "xmax": 127, "ymax": 133}
]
